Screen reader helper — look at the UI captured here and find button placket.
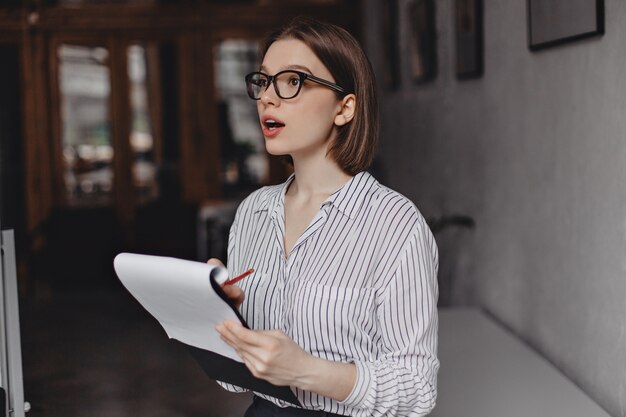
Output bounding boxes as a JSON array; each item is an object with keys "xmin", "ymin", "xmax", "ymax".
[{"xmin": 282, "ymin": 205, "xmax": 330, "ymax": 335}]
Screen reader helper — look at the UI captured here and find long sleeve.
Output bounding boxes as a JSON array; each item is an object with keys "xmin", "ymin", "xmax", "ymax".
[{"xmin": 339, "ymin": 221, "xmax": 439, "ymax": 416}]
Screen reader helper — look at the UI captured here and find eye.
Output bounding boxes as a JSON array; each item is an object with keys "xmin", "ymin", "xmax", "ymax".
[
  {"xmin": 288, "ymin": 76, "xmax": 301, "ymax": 87},
  {"xmin": 256, "ymin": 78, "xmax": 268, "ymax": 87}
]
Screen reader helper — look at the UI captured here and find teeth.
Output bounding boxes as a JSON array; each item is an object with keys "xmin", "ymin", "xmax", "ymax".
[{"xmin": 265, "ymin": 119, "xmax": 282, "ymax": 129}]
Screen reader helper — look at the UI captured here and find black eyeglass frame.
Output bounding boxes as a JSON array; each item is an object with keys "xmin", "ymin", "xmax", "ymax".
[{"xmin": 244, "ymin": 70, "xmax": 348, "ymax": 100}]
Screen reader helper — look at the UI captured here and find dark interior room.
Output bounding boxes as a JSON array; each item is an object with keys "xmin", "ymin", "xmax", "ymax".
[{"xmin": 0, "ymin": 0, "xmax": 624, "ymax": 416}]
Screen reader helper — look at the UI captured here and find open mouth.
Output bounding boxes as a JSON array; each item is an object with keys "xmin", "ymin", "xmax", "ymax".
[{"xmin": 263, "ymin": 119, "xmax": 285, "ymax": 130}]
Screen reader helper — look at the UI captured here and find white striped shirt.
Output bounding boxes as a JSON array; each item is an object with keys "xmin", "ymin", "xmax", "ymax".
[{"xmin": 220, "ymin": 171, "xmax": 439, "ymax": 416}]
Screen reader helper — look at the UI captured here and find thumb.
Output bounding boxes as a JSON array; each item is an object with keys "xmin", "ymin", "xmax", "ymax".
[{"xmin": 207, "ymin": 258, "xmax": 225, "ymax": 268}]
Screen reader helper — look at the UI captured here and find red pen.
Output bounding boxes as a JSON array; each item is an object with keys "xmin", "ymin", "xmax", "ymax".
[{"xmin": 223, "ymin": 268, "xmax": 254, "ymax": 286}]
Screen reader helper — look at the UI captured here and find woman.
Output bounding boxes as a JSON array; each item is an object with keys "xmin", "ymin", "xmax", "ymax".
[{"xmin": 212, "ymin": 17, "xmax": 439, "ymax": 417}]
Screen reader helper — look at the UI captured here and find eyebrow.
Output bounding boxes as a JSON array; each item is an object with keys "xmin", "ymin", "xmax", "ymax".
[{"xmin": 259, "ymin": 64, "xmax": 314, "ymax": 74}]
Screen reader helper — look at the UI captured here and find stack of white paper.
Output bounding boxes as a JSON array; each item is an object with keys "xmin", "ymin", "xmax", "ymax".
[{"xmin": 113, "ymin": 253, "xmax": 242, "ymax": 362}]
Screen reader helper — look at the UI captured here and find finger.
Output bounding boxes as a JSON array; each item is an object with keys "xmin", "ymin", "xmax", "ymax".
[
  {"xmin": 217, "ymin": 322, "xmax": 256, "ymax": 352},
  {"xmin": 222, "ymin": 285, "xmax": 244, "ymax": 300},
  {"xmin": 223, "ymin": 321, "xmax": 276, "ymax": 349},
  {"xmin": 257, "ymin": 329, "xmax": 287, "ymax": 339},
  {"xmin": 218, "ymin": 326, "xmax": 265, "ymax": 366},
  {"xmin": 216, "ymin": 323, "xmax": 239, "ymax": 347},
  {"xmin": 237, "ymin": 349, "xmax": 284, "ymax": 385},
  {"xmin": 239, "ymin": 352, "xmax": 263, "ymax": 378},
  {"xmin": 206, "ymin": 258, "xmax": 225, "ymax": 267},
  {"xmin": 217, "ymin": 326, "xmax": 285, "ymax": 382},
  {"xmin": 241, "ymin": 352, "xmax": 267, "ymax": 379},
  {"xmin": 230, "ymin": 340, "xmax": 271, "ymax": 374},
  {"xmin": 218, "ymin": 321, "xmax": 259, "ymax": 350},
  {"xmin": 221, "ymin": 285, "xmax": 245, "ymax": 307}
]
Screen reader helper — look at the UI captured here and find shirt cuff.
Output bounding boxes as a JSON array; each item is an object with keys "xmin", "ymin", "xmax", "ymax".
[
  {"xmin": 216, "ymin": 380, "xmax": 248, "ymax": 393},
  {"xmin": 338, "ymin": 360, "xmax": 373, "ymax": 409}
]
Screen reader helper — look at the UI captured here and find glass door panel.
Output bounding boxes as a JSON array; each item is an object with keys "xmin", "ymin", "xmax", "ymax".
[
  {"xmin": 128, "ymin": 43, "xmax": 159, "ymax": 205},
  {"xmin": 214, "ymin": 39, "xmax": 268, "ymax": 198},
  {"xmin": 58, "ymin": 44, "xmax": 113, "ymax": 207}
]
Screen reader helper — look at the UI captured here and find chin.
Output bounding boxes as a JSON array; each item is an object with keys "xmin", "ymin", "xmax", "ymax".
[{"xmin": 265, "ymin": 142, "xmax": 292, "ymax": 157}]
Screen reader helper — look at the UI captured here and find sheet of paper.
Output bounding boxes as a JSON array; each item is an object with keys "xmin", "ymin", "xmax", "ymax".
[{"xmin": 114, "ymin": 253, "xmax": 242, "ymax": 362}]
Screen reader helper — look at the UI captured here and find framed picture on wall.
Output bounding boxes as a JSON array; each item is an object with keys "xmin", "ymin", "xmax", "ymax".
[
  {"xmin": 381, "ymin": 0, "xmax": 401, "ymax": 89},
  {"xmin": 528, "ymin": 0, "xmax": 605, "ymax": 50},
  {"xmin": 407, "ymin": 0, "xmax": 437, "ymax": 84},
  {"xmin": 455, "ymin": 0, "xmax": 483, "ymax": 79}
]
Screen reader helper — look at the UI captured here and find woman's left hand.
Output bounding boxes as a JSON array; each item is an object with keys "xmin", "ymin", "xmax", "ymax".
[{"xmin": 216, "ymin": 320, "xmax": 315, "ymax": 388}]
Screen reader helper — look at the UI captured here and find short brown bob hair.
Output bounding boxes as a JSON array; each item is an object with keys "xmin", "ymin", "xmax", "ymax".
[{"xmin": 261, "ymin": 16, "xmax": 379, "ymax": 176}]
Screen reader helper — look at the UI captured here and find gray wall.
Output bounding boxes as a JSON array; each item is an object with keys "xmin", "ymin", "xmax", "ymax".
[{"xmin": 362, "ymin": 1, "xmax": 626, "ymax": 416}]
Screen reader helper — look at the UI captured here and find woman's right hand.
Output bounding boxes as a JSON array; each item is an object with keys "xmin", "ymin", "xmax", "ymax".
[{"xmin": 207, "ymin": 258, "xmax": 245, "ymax": 309}]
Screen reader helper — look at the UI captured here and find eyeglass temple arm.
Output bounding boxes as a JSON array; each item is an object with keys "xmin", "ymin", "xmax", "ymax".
[{"xmin": 306, "ymin": 74, "xmax": 347, "ymax": 94}]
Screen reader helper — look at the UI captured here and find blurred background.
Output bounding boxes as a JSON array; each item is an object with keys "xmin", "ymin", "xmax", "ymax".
[{"xmin": 0, "ymin": 0, "xmax": 624, "ymax": 416}]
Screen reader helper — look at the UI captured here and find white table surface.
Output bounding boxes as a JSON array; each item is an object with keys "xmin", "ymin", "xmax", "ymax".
[{"xmin": 431, "ymin": 308, "xmax": 611, "ymax": 417}]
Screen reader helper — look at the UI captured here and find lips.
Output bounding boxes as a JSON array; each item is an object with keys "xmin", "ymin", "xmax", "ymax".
[{"xmin": 261, "ymin": 115, "xmax": 285, "ymax": 138}]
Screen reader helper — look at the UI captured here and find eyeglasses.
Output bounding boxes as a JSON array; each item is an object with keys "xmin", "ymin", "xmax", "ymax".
[{"xmin": 245, "ymin": 70, "xmax": 347, "ymax": 100}]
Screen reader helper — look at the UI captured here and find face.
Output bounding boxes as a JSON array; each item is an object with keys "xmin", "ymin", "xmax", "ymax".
[{"xmin": 256, "ymin": 38, "xmax": 344, "ymax": 159}]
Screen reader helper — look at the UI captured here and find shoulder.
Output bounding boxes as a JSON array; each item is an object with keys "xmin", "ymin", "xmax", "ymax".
[
  {"xmin": 362, "ymin": 179, "xmax": 438, "ymax": 283},
  {"xmin": 368, "ymin": 180, "xmax": 429, "ymax": 231},
  {"xmin": 369, "ymin": 180, "xmax": 437, "ymax": 257}
]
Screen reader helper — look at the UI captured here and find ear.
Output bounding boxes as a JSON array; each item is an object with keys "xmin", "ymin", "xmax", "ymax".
[{"xmin": 334, "ymin": 94, "xmax": 356, "ymax": 127}]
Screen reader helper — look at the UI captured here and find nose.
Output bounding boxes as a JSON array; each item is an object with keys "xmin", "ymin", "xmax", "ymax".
[{"xmin": 259, "ymin": 80, "xmax": 280, "ymax": 106}]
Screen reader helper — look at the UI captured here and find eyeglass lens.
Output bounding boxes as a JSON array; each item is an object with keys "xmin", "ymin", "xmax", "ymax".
[{"xmin": 246, "ymin": 71, "xmax": 303, "ymax": 100}]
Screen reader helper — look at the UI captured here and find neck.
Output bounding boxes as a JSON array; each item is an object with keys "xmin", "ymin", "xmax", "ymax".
[{"xmin": 289, "ymin": 145, "xmax": 352, "ymax": 198}]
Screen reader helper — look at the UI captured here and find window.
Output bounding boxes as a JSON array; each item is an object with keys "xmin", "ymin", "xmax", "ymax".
[
  {"xmin": 214, "ymin": 39, "xmax": 268, "ymax": 197},
  {"xmin": 128, "ymin": 43, "xmax": 159, "ymax": 205},
  {"xmin": 58, "ymin": 44, "xmax": 113, "ymax": 207}
]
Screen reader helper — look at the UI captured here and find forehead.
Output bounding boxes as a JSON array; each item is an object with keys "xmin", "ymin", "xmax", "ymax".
[{"xmin": 261, "ymin": 38, "xmax": 330, "ymax": 76}]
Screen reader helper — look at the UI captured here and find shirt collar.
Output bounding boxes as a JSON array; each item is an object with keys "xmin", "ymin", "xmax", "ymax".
[
  {"xmin": 322, "ymin": 171, "xmax": 377, "ymax": 219},
  {"xmin": 253, "ymin": 173, "xmax": 295, "ymax": 218}
]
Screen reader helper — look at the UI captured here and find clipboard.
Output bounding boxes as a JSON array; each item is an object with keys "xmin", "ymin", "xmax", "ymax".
[{"xmin": 113, "ymin": 253, "xmax": 300, "ymax": 406}]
